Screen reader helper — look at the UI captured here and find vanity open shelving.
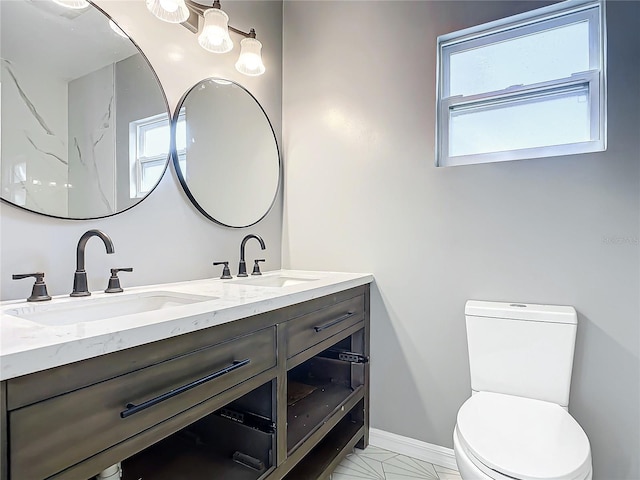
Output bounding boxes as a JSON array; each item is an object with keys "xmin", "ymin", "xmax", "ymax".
[
  {"xmin": 287, "ymin": 334, "xmax": 367, "ymax": 454},
  {"xmin": 0, "ymin": 271, "xmax": 371, "ymax": 480},
  {"xmin": 121, "ymin": 381, "xmax": 276, "ymax": 480},
  {"xmin": 284, "ymin": 401, "xmax": 366, "ymax": 480}
]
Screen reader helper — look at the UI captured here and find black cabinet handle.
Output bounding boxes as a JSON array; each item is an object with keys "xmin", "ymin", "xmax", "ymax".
[
  {"xmin": 120, "ymin": 359, "xmax": 251, "ymax": 419},
  {"xmin": 313, "ymin": 312, "xmax": 354, "ymax": 332}
]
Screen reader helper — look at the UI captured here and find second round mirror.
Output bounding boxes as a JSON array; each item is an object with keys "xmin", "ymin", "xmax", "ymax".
[{"xmin": 173, "ymin": 79, "xmax": 280, "ymax": 228}]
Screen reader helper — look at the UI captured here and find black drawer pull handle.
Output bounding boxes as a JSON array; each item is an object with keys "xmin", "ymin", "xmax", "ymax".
[
  {"xmin": 120, "ymin": 359, "xmax": 251, "ymax": 419},
  {"xmin": 314, "ymin": 312, "xmax": 354, "ymax": 332}
]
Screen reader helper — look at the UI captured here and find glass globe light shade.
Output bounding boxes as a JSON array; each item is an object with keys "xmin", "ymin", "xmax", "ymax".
[
  {"xmin": 145, "ymin": 0, "xmax": 190, "ymax": 24},
  {"xmin": 198, "ymin": 8, "xmax": 233, "ymax": 53},
  {"xmin": 235, "ymin": 37, "xmax": 265, "ymax": 76}
]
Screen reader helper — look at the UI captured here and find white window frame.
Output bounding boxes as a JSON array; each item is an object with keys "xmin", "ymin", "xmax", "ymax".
[
  {"xmin": 129, "ymin": 109, "xmax": 185, "ymax": 198},
  {"xmin": 435, "ymin": 0, "xmax": 606, "ymax": 167}
]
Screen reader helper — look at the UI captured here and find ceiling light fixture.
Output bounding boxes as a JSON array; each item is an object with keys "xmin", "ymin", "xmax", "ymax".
[{"xmin": 148, "ymin": 0, "xmax": 266, "ymax": 77}]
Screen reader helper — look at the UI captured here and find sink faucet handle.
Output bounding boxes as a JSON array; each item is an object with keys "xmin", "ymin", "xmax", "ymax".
[
  {"xmin": 213, "ymin": 261, "xmax": 232, "ymax": 279},
  {"xmin": 12, "ymin": 272, "xmax": 52, "ymax": 302},
  {"xmin": 111, "ymin": 268, "xmax": 133, "ymax": 274},
  {"xmin": 251, "ymin": 259, "xmax": 266, "ymax": 276},
  {"xmin": 105, "ymin": 268, "xmax": 133, "ymax": 294}
]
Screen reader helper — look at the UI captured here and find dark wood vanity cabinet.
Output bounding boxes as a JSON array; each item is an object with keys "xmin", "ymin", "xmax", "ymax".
[{"xmin": 0, "ymin": 284, "xmax": 370, "ymax": 480}]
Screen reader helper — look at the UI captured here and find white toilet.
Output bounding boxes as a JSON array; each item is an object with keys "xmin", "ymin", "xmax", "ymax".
[{"xmin": 454, "ymin": 301, "xmax": 592, "ymax": 480}]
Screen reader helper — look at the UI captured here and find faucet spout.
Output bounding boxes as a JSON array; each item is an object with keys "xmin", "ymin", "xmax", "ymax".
[
  {"xmin": 71, "ymin": 229, "xmax": 115, "ymax": 297},
  {"xmin": 238, "ymin": 234, "xmax": 266, "ymax": 277},
  {"xmin": 76, "ymin": 230, "xmax": 115, "ymax": 271}
]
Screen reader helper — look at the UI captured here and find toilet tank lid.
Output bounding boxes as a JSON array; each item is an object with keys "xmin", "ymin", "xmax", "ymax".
[{"xmin": 465, "ymin": 300, "xmax": 577, "ymax": 324}]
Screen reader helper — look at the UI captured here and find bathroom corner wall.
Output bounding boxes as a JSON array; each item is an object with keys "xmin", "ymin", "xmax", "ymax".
[
  {"xmin": 0, "ymin": 0, "xmax": 283, "ymax": 300},
  {"xmin": 282, "ymin": 1, "xmax": 639, "ymax": 478}
]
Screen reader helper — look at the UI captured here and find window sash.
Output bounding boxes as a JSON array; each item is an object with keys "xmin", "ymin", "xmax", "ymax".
[
  {"xmin": 439, "ymin": 71, "xmax": 602, "ymax": 166},
  {"xmin": 137, "ymin": 116, "xmax": 170, "ymax": 159},
  {"xmin": 439, "ymin": 71, "xmax": 604, "ymax": 166},
  {"xmin": 440, "ymin": 5, "xmax": 601, "ymax": 99},
  {"xmin": 129, "ymin": 109, "xmax": 185, "ymax": 198},
  {"xmin": 137, "ymin": 156, "xmax": 165, "ymax": 193},
  {"xmin": 435, "ymin": 0, "xmax": 605, "ymax": 167}
]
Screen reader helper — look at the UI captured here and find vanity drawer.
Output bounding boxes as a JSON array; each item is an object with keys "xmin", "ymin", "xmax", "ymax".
[
  {"xmin": 286, "ymin": 294, "xmax": 364, "ymax": 360},
  {"xmin": 9, "ymin": 326, "xmax": 276, "ymax": 480}
]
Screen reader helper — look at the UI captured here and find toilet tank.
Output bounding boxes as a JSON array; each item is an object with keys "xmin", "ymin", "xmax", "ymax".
[{"xmin": 465, "ymin": 300, "xmax": 578, "ymax": 407}]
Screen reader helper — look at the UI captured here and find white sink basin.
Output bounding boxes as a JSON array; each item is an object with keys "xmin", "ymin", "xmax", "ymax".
[
  {"xmin": 5, "ymin": 291, "xmax": 218, "ymax": 326},
  {"xmin": 231, "ymin": 274, "xmax": 320, "ymax": 288}
]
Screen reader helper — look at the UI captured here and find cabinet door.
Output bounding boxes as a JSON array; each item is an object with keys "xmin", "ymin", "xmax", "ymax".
[{"xmin": 10, "ymin": 327, "xmax": 276, "ymax": 480}]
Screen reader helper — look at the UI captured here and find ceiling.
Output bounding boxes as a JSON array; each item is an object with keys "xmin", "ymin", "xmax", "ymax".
[{"xmin": 1, "ymin": 0, "xmax": 138, "ymax": 81}]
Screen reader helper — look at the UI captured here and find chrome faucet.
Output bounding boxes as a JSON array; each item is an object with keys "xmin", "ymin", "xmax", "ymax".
[
  {"xmin": 238, "ymin": 234, "xmax": 266, "ymax": 277},
  {"xmin": 71, "ymin": 229, "xmax": 115, "ymax": 297}
]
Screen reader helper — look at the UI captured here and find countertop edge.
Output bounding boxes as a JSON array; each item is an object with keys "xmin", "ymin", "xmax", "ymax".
[{"xmin": 1, "ymin": 271, "xmax": 373, "ymax": 380}]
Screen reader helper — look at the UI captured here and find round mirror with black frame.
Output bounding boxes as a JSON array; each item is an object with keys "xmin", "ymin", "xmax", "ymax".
[
  {"xmin": 172, "ymin": 78, "xmax": 280, "ymax": 228},
  {"xmin": 0, "ymin": 0, "xmax": 171, "ymax": 220}
]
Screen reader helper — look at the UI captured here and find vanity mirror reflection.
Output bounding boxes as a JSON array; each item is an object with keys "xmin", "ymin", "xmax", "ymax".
[
  {"xmin": 0, "ymin": 0, "xmax": 170, "ymax": 219},
  {"xmin": 173, "ymin": 79, "xmax": 280, "ymax": 228}
]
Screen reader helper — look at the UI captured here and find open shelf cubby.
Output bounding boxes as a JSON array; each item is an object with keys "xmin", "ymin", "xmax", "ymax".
[
  {"xmin": 287, "ymin": 331, "xmax": 366, "ymax": 454},
  {"xmin": 284, "ymin": 400, "xmax": 365, "ymax": 480},
  {"xmin": 121, "ymin": 381, "xmax": 274, "ymax": 480}
]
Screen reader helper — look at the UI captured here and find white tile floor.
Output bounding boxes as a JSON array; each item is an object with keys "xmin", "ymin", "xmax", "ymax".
[{"xmin": 332, "ymin": 446, "xmax": 462, "ymax": 480}]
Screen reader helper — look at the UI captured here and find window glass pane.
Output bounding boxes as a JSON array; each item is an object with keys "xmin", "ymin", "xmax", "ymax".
[
  {"xmin": 140, "ymin": 159, "xmax": 165, "ymax": 193},
  {"xmin": 12, "ymin": 162, "xmax": 26, "ymax": 183},
  {"xmin": 175, "ymin": 116, "xmax": 187, "ymax": 152},
  {"xmin": 141, "ymin": 121, "xmax": 170, "ymax": 158},
  {"xmin": 448, "ymin": 20, "xmax": 590, "ymax": 97},
  {"xmin": 449, "ymin": 85, "xmax": 590, "ymax": 157}
]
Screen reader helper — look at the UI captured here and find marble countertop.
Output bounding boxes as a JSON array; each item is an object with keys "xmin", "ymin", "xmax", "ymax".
[{"xmin": 0, "ymin": 270, "xmax": 373, "ymax": 381}]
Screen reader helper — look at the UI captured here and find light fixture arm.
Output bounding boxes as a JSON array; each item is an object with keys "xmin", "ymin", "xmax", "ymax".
[
  {"xmin": 182, "ymin": 0, "xmax": 257, "ymax": 39},
  {"xmin": 229, "ymin": 26, "xmax": 257, "ymax": 39}
]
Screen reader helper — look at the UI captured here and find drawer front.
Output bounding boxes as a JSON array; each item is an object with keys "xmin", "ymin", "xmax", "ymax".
[
  {"xmin": 10, "ymin": 327, "xmax": 276, "ymax": 480},
  {"xmin": 286, "ymin": 294, "xmax": 364, "ymax": 359}
]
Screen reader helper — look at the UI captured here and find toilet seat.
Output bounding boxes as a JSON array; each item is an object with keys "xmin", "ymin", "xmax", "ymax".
[{"xmin": 456, "ymin": 392, "xmax": 591, "ymax": 480}]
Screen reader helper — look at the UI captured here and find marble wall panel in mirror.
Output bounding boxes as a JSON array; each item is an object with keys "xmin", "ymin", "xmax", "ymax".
[
  {"xmin": 174, "ymin": 79, "xmax": 280, "ymax": 228},
  {"xmin": 0, "ymin": 0, "xmax": 170, "ymax": 219}
]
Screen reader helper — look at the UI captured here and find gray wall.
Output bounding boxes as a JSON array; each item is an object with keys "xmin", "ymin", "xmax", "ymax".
[
  {"xmin": 1, "ymin": 0, "xmax": 283, "ymax": 300},
  {"xmin": 282, "ymin": 1, "xmax": 639, "ymax": 478}
]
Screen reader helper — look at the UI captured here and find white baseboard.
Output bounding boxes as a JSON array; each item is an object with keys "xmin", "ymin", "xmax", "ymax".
[{"xmin": 369, "ymin": 428, "xmax": 458, "ymax": 471}]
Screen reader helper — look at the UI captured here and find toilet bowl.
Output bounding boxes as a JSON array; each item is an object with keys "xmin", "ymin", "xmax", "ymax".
[
  {"xmin": 454, "ymin": 392, "xmax": 592, "ymax": 480},
  {"xmin": 455, "ymin": 301, "xmax": 592, "ymax": 480}
]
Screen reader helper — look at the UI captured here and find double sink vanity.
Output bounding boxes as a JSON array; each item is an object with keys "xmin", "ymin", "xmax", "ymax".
[{"xmin": 0, "ymin": 270, "xmax": 372, "ymax": 480}]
